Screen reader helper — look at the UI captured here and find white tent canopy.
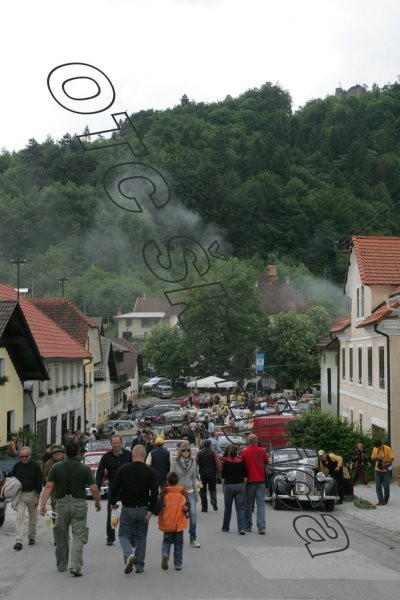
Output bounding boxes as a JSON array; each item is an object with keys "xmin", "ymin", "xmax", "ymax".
[
  {"xmin": 215, "ymin": 380, "xmax": 238, "ymax": 389},
  {"xmin": 187, "ymin": 375, "xmax": 226, "ymax": 389}
]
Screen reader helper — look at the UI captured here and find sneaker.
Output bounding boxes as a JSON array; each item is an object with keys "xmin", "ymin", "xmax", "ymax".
[
  {"xmin": 106, "ymin": 539, "xmax": 114, "ymax": 546},
  {"xmin": 161, "ymin": 554, "xmax": 169, "ymax": 570},
  {"xmin": 124, "ymin": 554, "xmax": 136, "ymax": 574},
  {"xmin": 212, "ymin": 503, "xmax": 218, "ymax": 511},
  {"xmin": 190, "ymin": 540, "xmax": 201, "ymax": 548},
  {"xmin": 135, "ymin": 567, "xmax": 144, "ymax": 573},
  {"xmin": 13, "ymin": 543, "xmax": 22, "ymax": 551},
  {"xmin": 221, "ymin": 528, "xmax": 229, "ymax": 532},
  {"xmin": 245, "ymin": 528, "xmax": 252, "ymax": 532},
  {"xmin": 69, "ymin": 568, "xmax": 82, "ymax": 577},
  {"xmin": 28, "ymin": 539, "xmax": 35, "ymax": 546},
  {"xmin": 175, "ymin": 565, "xmax": 182, "ymax": 570},
  {"xmin": 239, "ymin": 530, "xmax": 246, "ymax": 535},
  {"xmin": 258, "ymin": 529, "xmax": 266, "ymax": 535}
]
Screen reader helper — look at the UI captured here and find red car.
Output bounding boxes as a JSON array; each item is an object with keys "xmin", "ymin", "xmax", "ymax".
[{"xmin": 83, "ymin": 449, "xmax": 109, "ymax": 497}]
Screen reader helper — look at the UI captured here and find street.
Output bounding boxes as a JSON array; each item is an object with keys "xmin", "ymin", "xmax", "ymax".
[{"xmin": 1, "ymin": 486, "xmax": 400, "ymax": 600}]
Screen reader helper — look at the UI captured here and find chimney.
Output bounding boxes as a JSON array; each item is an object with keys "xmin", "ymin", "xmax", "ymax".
[
  {"xmin": 267, "ymin": 264, "xmax": 278, "ymax": 284},
  {"xmin": 117, "ymin": 308, "xmax": 122, "ymax": 315}
]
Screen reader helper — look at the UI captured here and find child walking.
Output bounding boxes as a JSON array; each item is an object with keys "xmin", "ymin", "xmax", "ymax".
[{"xmin": 155, "ymin": 471, "xmax": 190, "ymax": 571}]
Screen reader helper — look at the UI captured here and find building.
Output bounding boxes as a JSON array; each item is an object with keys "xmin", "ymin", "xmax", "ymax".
[
  {"xmin": 256, "ymin": 265, "xmax": 310, "ymax": 315},
  {"xmin": 0, "ymin": 299, "xmax": 48, "ymax": 445},
  {"xmin": 114, "ymin": 295, "xmax": 181, "ymax": 343},
  {"xmin": 319, "ymin": 236, "xmax": 400, "ymax": 473}
]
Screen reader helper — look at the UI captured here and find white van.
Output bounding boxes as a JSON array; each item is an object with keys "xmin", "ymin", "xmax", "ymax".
[{"xmin": 153, "ymin": 384, "xmax": 173, "ymax": 399}]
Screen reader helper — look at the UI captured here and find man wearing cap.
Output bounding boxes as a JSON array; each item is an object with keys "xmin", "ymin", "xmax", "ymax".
[
  {"xmin": 42, "ymin": 445, "xmax": 66, "ymax": 516},
  {"xmin": 146, "ymin": 436, "xmax": 171, "ymax": 490},
  {"xmin": 40, "ymin": 440, "xmax": 101, "ymax": 576},
  {"xmin": 317, "ymin": 450, "xmax": 344, "ymax": 504},
  {"xmin": 96, "ymin": 434, "xmax": 132, "ymax": 545}
]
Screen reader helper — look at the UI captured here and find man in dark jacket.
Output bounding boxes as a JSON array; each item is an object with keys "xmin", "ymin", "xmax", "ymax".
[
  {"xmin": 110, "ymin": 444, "xmax": 158, "ymax": 575},
  {"xmin": 196, "ymin": 439, "xmax": 221, "ymax": 512},
  {"xmin": 96, "ymin": 434, "xmax": 131, "ymax": 545},
  {"xmin": 146, "ymin": 436, "xmax": 170, "ymax": 490},
  {"xmin": 12, "ymin": 446, "xmax": 42, "ymax": 551}
]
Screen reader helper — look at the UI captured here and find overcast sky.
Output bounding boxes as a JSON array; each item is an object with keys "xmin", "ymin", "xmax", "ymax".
[{"xmin": 1, "ymin": 0, "xmax": 400, "ymax": 152}]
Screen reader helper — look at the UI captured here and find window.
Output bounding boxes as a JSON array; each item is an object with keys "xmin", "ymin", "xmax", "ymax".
[
  {"xmin": 350, "ymin": 409, "xmax": 354, "ymax": 423},
  {"xmin": 356, "ymin": 285, "xmax": 365, "ymax": 318},
  {"xmin": 0, "ymin": 357, "xmax": 5, "ymax": 377},
  {"xmin": 141, "ymin": 318, "xmax": 160, "ymax": 328},
  {"xmin": 367, "ymin": 347, "xmax": 373, "ymax": 386},
  {"xmin": 51, "ymin": 416, "xmax": 57, "ymax": 444},
  {"xmin": 359, "ymin": 412, "xmax": 363, "ymax": 433},
  {"xmin": 125, "ymin": 318, "xmax": 132, "ymax": 327},
  {"xmin": 379, "ymin": 346, "xmax": 385, "ymax": 389},
  {"xmin": 327, "ymin": 368, "xmax": 332, "ymax": 404},
  {"xmin": 358, "ymin": 347, "xmax": 362, "ymax": 384},
  {"xmin": 349, "ymin": 348, "xmax": 353, "ymax": 382},
  {"xmin": 341, "ymin": 347, "xmax": 346, "ymax": 379}
]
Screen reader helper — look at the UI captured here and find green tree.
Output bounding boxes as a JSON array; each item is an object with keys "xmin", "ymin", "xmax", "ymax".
[
  {"xmin": 142, "ymin": 324, "xmax": 189, "ymax": 379},
  {"xmin": 263, "ymin": 305, "xmax": 330, "ymax": 387}
]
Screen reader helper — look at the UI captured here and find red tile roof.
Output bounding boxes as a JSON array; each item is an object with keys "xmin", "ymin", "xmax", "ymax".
[
  {"xmin": 256, "ymin": 269, "xmax": 310, "ymax": 314},
  {"xmin": 31, "ymin": 298, "xmax": 97, "ymax": 347},
  {"xmin": 330, "ymin": 315, "xmax": 351, "ymax": 333},
  {"xmin": 351, "ymin": 236, "xmax": 400, "ymax": 285},
  {"xmin": 0, "ymin": 284, "xmax": 91, "ymax": 359},
  {"xmin": 357, "ymin": 295, "xmax": 400, "ymax": 328}
]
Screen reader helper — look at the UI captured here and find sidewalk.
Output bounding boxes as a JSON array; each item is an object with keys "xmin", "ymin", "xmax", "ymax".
[{"xmin": 338, "ymin": 479, "xmax": 400, "ymax": 549}]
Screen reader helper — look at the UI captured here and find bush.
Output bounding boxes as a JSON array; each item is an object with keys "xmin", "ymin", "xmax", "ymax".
[{"xmin": 287, "ymin": 410, "xmax": 384, "ymax": 464}]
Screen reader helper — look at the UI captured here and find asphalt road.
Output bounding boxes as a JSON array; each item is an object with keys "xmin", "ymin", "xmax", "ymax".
[{"xmin": 1, "ymin": 486, "xmax": 400, "ymax": 600}]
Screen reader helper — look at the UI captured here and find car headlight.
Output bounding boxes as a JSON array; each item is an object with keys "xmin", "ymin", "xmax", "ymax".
[
  {"xmin": 287, "ymin": 470, "xmax": 296, "ymax": 482},
  {"xmin": 316, "ymin": 471, "xmax": 326, "ymax": 482}
]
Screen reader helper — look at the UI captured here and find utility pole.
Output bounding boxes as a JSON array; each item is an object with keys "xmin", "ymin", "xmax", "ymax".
[
  {"xmin": 11, "ymin": 257, "xmax": 27, "ymax": 300},
  {"xmin": 57, "ymin": 277, "xmax": 69, "ymax": 297}
]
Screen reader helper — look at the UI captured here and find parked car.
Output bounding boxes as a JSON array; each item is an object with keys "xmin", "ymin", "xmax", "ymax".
[
  {"xmin": 83, "ymin": 449, "xmax": 109, "ymax": 497},
  {"xmin": 102, "ymin": 419, "xmax": 137, "ymax": 433},
  {"xmin": 153, "ymin": 384, "xmax": 173, "ymax": 399},
  {"xmin": 133, "ymin": 407, "xmax": 164, "ymax": 427},
  {"xmin": 152, "ymin": 404, "xmax": 178, "ymax": 415},
  {"xmin": 266, "ymin": 447, "xmax": 338, "ymax": 511},
  {"xmin": 142, "ymin": 377, "xmax": 171, "ymax": 392},
  {"xmin": 0, "ymin": 469, "xmax": 6, "ymax": 526}
]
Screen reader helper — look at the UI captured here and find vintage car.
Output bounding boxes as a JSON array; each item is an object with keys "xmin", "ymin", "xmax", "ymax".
[
  {"xmin": 266, "ymin": 447, "xmax": 338, "ymax": 511},
  {"xmin": 83, "ymin": 449, "xmax": 109, "ymax": 498}
]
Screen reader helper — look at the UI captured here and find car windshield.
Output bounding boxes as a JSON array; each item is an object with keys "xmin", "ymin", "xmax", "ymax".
[
  {"xmin": 84, "ymin": 454, "xmax": 102, "ymax": 465},
  {"xmin": 273, "ymin": 448, "xmax": 317, "ymax": 465}
]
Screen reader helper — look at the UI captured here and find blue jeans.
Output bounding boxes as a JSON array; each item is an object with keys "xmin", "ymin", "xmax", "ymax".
[
  {"xmin": 245, "ymin": 482, "xmax": 266, "ymax": 531},
  {"xmin": 188, "ymin": 490, "xmax": 197, "ymax": 541},
  {"xmin": 222, "ymin": 483, "xmax": 246, "ymax": 532},
  {"xmin": 118, "ymin": 506, "xmax": 148, "ymax": 570},
  {"xmin": 162, "ymin": 531, "xmax": 184, "ymax": 567},
  {"xmin": 375, "ymin": 470, "xmax": 391, "ymax": 504}
]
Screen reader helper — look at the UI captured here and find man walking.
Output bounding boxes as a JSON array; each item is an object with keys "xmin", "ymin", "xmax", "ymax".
[
  {"xmin": 371, "ymin": 440, "xmax": 394, "ymax": 505},
  {"xmin": 146, "ymin": 436, "xmax": 171, "ymax": 490},
  {"xmin": 12, "ymin": 446, "xmax": 42, "ymax": 551},
  {"xmin": 40, "ymin": 440, "xmax": 101, "ymax": 576},
  {"xmin": 96, "ymin": 434, "xmax": 131, "ymax": 545},
  {"xmin": 110, "ymin": 444, "xmax": 158, "ymax": 575},
  {"xmin": 196, "ymin": 439, "xmax": 221, "ymax": 512},
  {"xmin": 241, "ymin": 433, "xmax": 268, "ymax": 534}
]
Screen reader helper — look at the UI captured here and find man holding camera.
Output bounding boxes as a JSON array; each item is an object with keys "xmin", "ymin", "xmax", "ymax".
[{"xmin": 371, "ymin": 440, "xmax": 394, "ymax": 506}]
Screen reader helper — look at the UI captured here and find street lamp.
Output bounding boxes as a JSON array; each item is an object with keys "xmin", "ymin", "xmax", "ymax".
[
  {"xmin": 57, "ymin": 277, "xmax": 69, "ymax": 297},
  {"xmin": 11, "ymin": 257, "xmax": 27, "ymax": 300}
]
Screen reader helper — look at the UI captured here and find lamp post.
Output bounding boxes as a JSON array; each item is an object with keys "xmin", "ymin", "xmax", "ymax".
[
  {"xmin": 11, "ymin": 257, "xmax": 27, "ymax": 300},
  {"xmin": 57, "ymin": 277, "xmax": 69, "ymax": 297}
]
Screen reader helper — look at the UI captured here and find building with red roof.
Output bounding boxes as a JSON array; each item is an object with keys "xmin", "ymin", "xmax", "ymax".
[
  {"xmin": 319, "ymin": 237, "xmax": 400, "ymax": 474},
  {"xmin": 0, "ymin": 284, "xmax": 91, "ymax": 447}
]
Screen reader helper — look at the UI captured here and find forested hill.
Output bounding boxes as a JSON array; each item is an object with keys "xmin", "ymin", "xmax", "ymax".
[{"xmin": 1, "ymin": 81, "xmax": 400, "ymax": 316}]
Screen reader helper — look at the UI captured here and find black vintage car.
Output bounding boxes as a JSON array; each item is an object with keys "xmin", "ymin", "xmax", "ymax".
[{"xmin": 266, "ymin": 447, "xmax": 338, "ymax": 511}]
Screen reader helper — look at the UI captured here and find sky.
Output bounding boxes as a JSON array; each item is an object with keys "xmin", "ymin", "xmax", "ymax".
[{"xmin": 1, "ymin": 0, "xmax": 400, "ymax": 152}]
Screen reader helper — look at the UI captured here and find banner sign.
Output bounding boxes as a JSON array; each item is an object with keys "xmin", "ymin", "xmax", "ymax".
[{"xmin": 256, "ymin": 352, "xmax": 265, "ymax": 373}]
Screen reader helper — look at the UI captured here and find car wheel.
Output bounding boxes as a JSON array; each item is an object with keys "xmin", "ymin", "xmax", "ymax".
[
  {"xmin": 272, "ymin": 493, "xmax": 282, "ymax": 510},
  {"xmin": 324, "ymin": 500, "xmax": 335, "ymax": 512}
]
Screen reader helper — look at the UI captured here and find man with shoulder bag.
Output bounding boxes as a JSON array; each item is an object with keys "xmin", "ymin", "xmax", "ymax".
[{"xmin": 40, "ymin": 440, "xmax": 101, "ymax": 576}]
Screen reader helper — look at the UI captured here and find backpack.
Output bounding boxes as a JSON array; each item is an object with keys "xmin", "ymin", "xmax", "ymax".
[{"xmin": 1, "ymin": 476, "xmax": 22, "ymax": 502}]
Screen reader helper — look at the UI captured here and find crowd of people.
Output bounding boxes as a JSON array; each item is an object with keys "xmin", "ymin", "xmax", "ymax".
[{"xmin": 3, "ymin": 426, "xmax": 395, "ymax": 577}]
